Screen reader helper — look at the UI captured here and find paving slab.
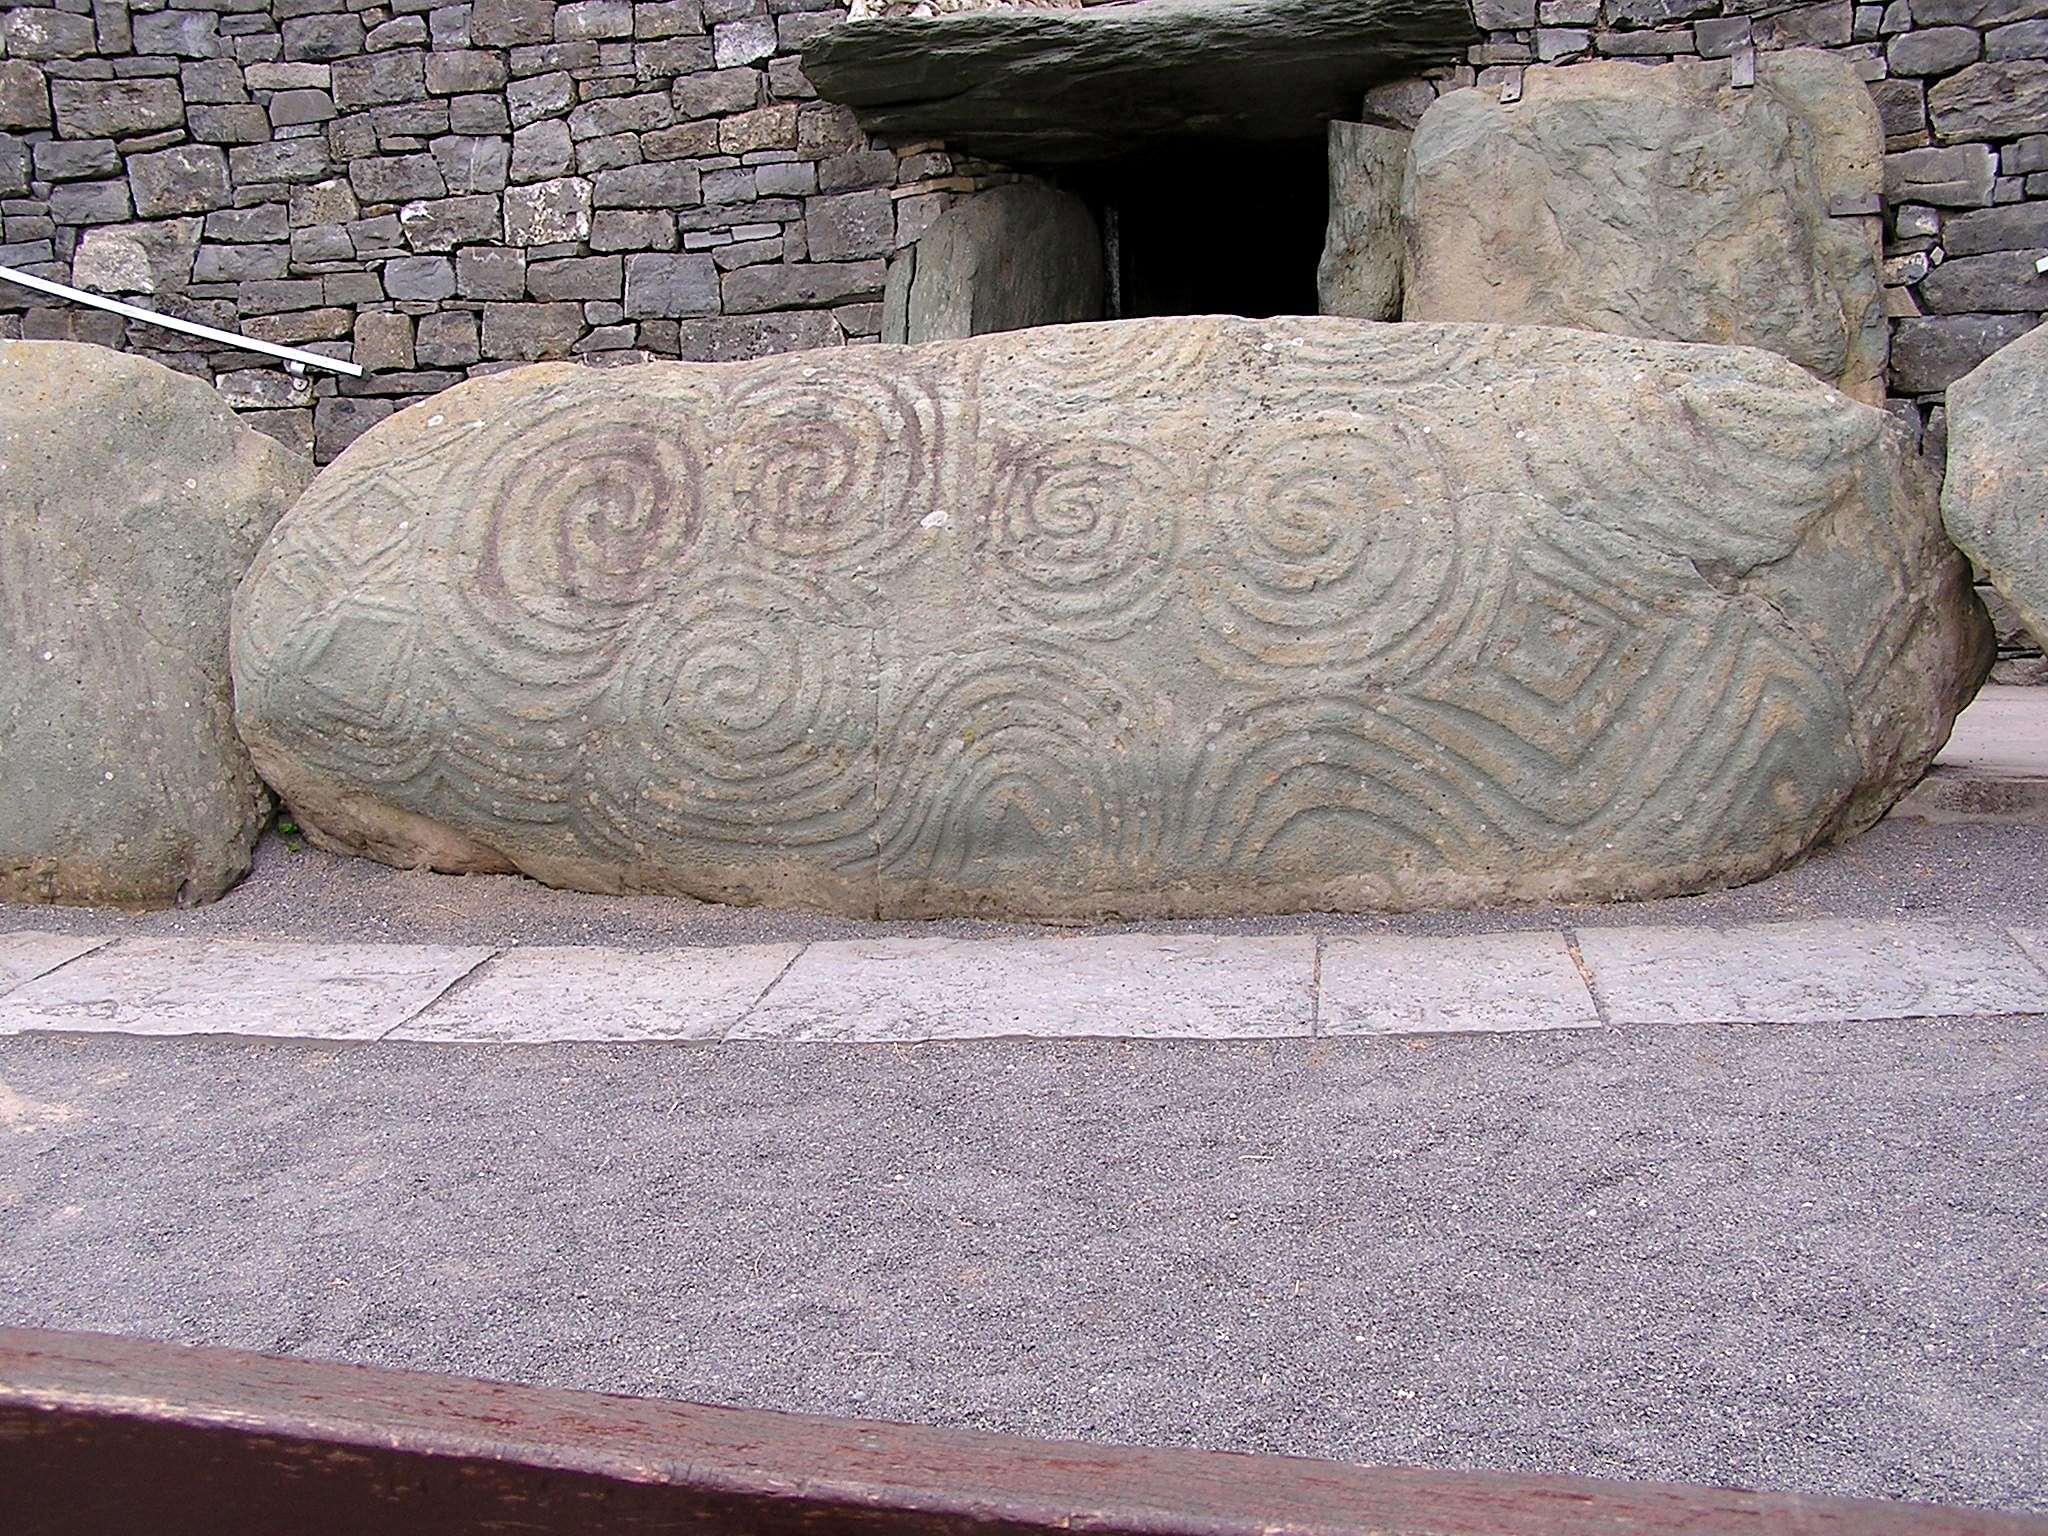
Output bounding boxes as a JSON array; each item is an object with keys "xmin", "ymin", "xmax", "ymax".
[
  {"xmin": 0, "ymin": 938, "xmax": 492, "ymax": 1040},
  {"xmin": 0, "ymin": 931, "xmax": 111, "ymax": 998},
  {"xmin": 729, "ymin": 933, "xmax": 1316, "ymax": 1041},
  {"xmin": 391, "ymin": 943, "xmax": 800, "ymax": 1043},
  {"xmin": 1319, "ymin": 930, "xmax": 1602, "ymax": 1035},
  {"xmin": 1892, "ymin": 684, "xmax": 2048, "ymax": 824},
  {"xmin": 1576, "ymin": 918, "xmax": 2048, "ymax": 1026}
]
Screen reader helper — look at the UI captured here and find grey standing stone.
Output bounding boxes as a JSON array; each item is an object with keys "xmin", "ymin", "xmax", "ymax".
[
  {"xmin": 35, "ymin": 139, "xmax": 119, "ymax": 183},
  {"xmin": 206, "ymin": 207, "xmax": 290, "ymax": 246},
  {"xmin": 722, "ymin": 258, "xmax": 886, "ymax": 313},
  {"xmin": 0, "ymin": 342, "xmax": 311, "ymax": 908},
  {"xmin": 671, "ymin": 311, "xmax": 840, "ymax": 361},
  {"xmin": 231, "ymin": 140, "xmax": 333, "ymax": 185},
  {"xmin": 383, "ymin": 255, "xmax": 458, "ymax": 300},
  {"xmin": 807, "ymin": 187, "xmax": 895, "ymax": 261},
  {"xmin": 472, "ymin": 0, "xmax": 558, "ymax": 47},
  {"xmin": 133, "ymin": 9, "xmax": 221, "ymax": 58},
  {"xmin": 1942, "ymin": 324, "xmax": 2048, "ymax": 651},
  {"xmin": 592, "ymin": 209, "xmax": 680, "ymax": 252},
  {"xmin": 592, "ymin": 162, "xmax": 703, "ymax": 207},
  {"xmin": 332, "ymin": 52, "xmax": 428, "ymax": 110},
  {"xmin": 398, "ymin": 194, "xmax": 502, "ymax": 252},
  {"xmin": 354, "ymin": 311, "xmax": 416, "ymax": 372},
  {"xmin": 458, "ymin": 246, "xmax": 528, "ymax": 299},
  {"xmin": 1316, "ymin": 120, "xmax": 1407, "ymax": 322},
  {"xmin": 49, "ymin": 179, "xmax": 132, "ymax": 227},
  {"xmin": 511, "ymin": 119, "xmax": 576, "ymax": 182},
  {"xmin": 127, "ymin": 145, "xmax": 232, "ymax": 218},
  {"xmin": 416, "ymin": 310, "xmax": 482, "ymax": 366},
  {"xmin": 282, "ymin": 14, "xmax": 367, "ymax": 61},
  {"xmin": 1, "ymin": 8, "xmax": 97, "ymax": 60},
  {"xmin": 1943, "ymin": 202, "xmax": 2048, "ymax": 257},
  {"xmin": 1404, "ymin": 51, "xmax": 1889, "ymax": 403},
  {"xmin": 901, "ymin": 184, "xmax": 1101, "ymax": 343},
  {"xmin": 529, "ymin": 255, "xmax": 625, "ymax": 301},
  {"xmin": 1886, "ymin": 25, "xmax": 1981, "ymax": 75},
  {"xmin": 350, "ymin": 154, "xmax": 449, "ymax": 206},
  {"xmin": 313, "ymin": 396, "xmax": 396, "ymax": 460},
  {"xmin": 508, "ymin": 71, "xmax": 576, "ymax": 128},
  {"xmin": 229, "ymin": 318, "xmax": 1987, "ymax": 920},
  {"xmin": 432, "ymin": 134, "xmax": 513, "ymax": 194}
]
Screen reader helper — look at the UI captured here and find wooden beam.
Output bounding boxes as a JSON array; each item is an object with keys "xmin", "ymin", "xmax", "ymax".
[{"xmin": 3, "ymin": 1326, "xmax": 2042, "ymax": 1536}]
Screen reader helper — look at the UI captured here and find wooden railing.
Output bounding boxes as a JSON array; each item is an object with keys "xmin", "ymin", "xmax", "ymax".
[{"xmin": 3, "ymin": 1326, "xmax": 2042, "ymax": 1536}]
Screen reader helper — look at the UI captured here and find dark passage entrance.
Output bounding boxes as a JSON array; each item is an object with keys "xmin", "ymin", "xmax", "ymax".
[{"xmin": 1067, "ymin": 140, "xmax": 1331, "ymax": 321}]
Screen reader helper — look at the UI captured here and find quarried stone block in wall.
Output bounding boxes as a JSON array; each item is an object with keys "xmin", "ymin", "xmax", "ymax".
[
  {"xmin": 1403, "ymin": 49, "xmax": 1889, "ymax": 404},
  {"xmin": 232, "ymin": 318, "xmax": 1988, "ymax": 922}
]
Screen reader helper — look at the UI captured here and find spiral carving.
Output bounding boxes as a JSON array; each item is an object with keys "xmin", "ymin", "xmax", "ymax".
[
  {"xmin": 722, "ymin": 364, "xmax": 945, "ymax": 574},
  {"xmin": 1191, "ymin": 417, "xmax": 1468, "ymax": 683},
  {"xmin": 431, "ymin": 411, "xmax": 705, "ymax": 717},
  {"xmin": 975, "ymin": 432, "xmax": 1179, "ymax": 637},
  {"xmin": 592, "ymin": 568, "xmax": 876, "ymax": 853}
]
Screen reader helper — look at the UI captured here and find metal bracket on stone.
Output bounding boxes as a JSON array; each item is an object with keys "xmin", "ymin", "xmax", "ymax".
[
  {"xmin": 1731, "ymin": 43, "xmax": 1757, "ymax": 88},
  {"xmin": 1499, "ymin": 68, "xmax": 1524, "ymax": 105},
  {"xmin": 1827, "ymin": 192, "xmax": 1883, "ymax": 218}
]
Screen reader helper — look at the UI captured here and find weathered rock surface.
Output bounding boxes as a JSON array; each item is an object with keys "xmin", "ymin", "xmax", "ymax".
[
  {"xmin": 800, "ymin": 0, "xmax": 1479, "ymax": 164},
  {"xmin": 887, "ymin": 184, "xmax": 1103, "ymax": 344},
  {"xmin": 1403, "ymin": 51, "xmax": 1889, "ymax": 404},
  {"xmin": 1942, "ymin": 324, "xmax": 2048, "ymax": 648},
  {"xmin": 233, "ymin": 318, "xmax": 1987, "ymax": 922},
  {"xmin": 1, "ymin": 342, "xmax": 312, "ymax": 906},
  {"xmin": 1317, "ymin": 120, "xmax": 1407, "ymax": 322}
]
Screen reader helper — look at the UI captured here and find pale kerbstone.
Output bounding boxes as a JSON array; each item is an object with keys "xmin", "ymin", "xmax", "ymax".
[
  {"xmin": 1575, "ymin": 919, "xmax": 2048, "ymax": 1024},
  {"xmin": 729, "ymin": 935, "xmax": 1316, "ymax": 1041},
  {"xmin": 0, "ymin": 931, "xmax": 110, "ymax": 997},
  {"xmin": 1320, "ymin": 931, "xmax": 1601, "ymax": 1035},
  {"xmin": 0, "ymin": 938, "xmax": 493, "ymax": 1038},
  {"xmin": 391, "ymin": 943, "xmax": 799, "ymax": 1042}
]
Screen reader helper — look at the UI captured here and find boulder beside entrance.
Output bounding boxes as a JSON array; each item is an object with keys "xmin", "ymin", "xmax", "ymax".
[{"xmin": 1, "ymin": 341, "xmax": 312, "ymax": 907}]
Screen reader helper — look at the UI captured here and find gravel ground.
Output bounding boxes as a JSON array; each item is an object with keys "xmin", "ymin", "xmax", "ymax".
[
  {"xmin": 3, "ymin": 817, "xmax": 2045, "ymax": 1515},
  {"xmin": 4, "ymin": 816, "xmax": 2047, "ymax": 951},
  {"xmin": 1, "ymin": 1018, "xmax": 2045, "ymax": 1513}
]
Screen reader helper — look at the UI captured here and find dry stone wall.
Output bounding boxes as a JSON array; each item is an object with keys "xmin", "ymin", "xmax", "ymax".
[{"xmin": 0, "ymin": 0, "xmax": 1018, "ymax": 460}]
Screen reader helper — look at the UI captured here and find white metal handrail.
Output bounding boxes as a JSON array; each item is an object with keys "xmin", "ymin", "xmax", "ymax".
[{"xmin": 0, "ymin": 263, "xmax": 363, "ymax": 378}]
